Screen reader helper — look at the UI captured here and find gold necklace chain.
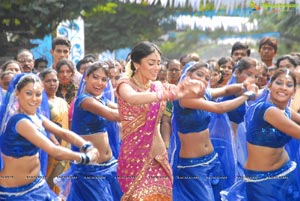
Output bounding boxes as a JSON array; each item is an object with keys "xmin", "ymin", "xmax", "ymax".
[{"xmin": 132, "ymin": 76, "xmax": 151, "ymax": 90}]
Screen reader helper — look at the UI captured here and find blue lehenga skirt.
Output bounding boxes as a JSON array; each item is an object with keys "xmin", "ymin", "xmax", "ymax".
[
  {"xmin": 0, "ymin": 174, "xmax": 58, "ymax": 201},
  {"xmin": 55, "ymin": 157, "xmax": 122, "ymax": 201},
  {"xmin": 221, "ymin": 160, "xmax": 300, "ymax": 201},
  {"xmin": 173, "ymin": 151, "xmax": 230, "ymax": 201}
]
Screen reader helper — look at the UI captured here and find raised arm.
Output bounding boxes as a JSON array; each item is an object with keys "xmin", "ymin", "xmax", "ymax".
[
  {"xmin": 265, "ymin": 107, "xmax": 300, "ymax": 139},
  {"xmin": 80, "ymin": 97, "xmax": 120, "ymax": 122},
  {"xmin": 210, "ymin": 77, "xmax": 258, "ymax": 99},
  {"xmin": 117, "ymin": 79, "xmax": 205, "ymax": 105},
  {"xmin": 107, "ymin": 100, "xmax": 118, "ymax": 109},
  {"xmin": 210, "ymin": 83, "xmax": 245, "ymax": 99},
  {"xmin": 290, "ymin": 108, "xmax": 300, "ymax": 125},
  {"xmin": 180, "ymin": 90, "xmax": 256, "ymax": 114},
  {"xmin": 18, "ymin": 118, "xmax": 100, "ymax": 164},
  {"xmin": 117, "ymin": 82, "xmax": 162, "ymax": 105}
]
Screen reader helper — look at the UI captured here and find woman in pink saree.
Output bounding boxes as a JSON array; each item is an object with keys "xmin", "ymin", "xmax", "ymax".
[{"xmin": 116, "ymin": 41, "xmax": 205, "ymax": 200}]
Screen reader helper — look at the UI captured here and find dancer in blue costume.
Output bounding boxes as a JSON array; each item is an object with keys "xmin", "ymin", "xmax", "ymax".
[
  {"xmin": 0, "ymin": 86, "xmax": 3, "ymax": 171},
  {"xmin": 104, "ymin": 59, "xmax": 122, "ymax": 158},
  {"xmin": 56, "ymin": 62, "xmax": 123, "ymax": 201},
  {"xmin": 0, "ymin": 73, "xmax": 99, "ymax": 200},
  {"xmin": 221, "ymin": 68, "xmax": 300, "ymax": 201},
  {"xmin": 220, "ymin": 57, "xmax": 259, "ymax": 135},
  {"xmin": 219, "ymin": 57, "xmax": 260, "ymax": 176},
  {"xmin": 0, "ymin": 73, "xmax": 52, "ymax": 177},
  {"xmin": 171, "ymin": 62, "xmax": 257, "ymax": 201}
]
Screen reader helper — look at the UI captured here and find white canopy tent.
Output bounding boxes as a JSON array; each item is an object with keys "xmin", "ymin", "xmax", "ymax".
[{"xmin": 119, "ymin": 0, "xmax": 300, "ymax": 13}]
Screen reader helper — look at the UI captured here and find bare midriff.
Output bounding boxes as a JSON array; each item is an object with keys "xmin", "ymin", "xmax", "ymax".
[
  {"xmin": 179, "ymin": 128, "xmax": 214, "ymax": 158},
  {"xmin": 82, "ymin": 132, "xmax": 112, "ymax": 163},
  {"xmin": 244, "ymin": 143, "xmax": 289, "ymax": 171},
  {"xmin": 0, "ymin": 154, "xmax": 40, "ymax": 187}
]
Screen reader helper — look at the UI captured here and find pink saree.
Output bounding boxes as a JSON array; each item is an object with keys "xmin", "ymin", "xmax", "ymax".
[{"xmin": 117, "ymin": 79, "xmax": 173, "ymax": 200}]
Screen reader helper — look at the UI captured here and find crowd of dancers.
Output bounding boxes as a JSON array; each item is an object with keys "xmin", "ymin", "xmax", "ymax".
[{"xmin": 0, "ymin": 36, "xmax": 299, "ymax": 201}]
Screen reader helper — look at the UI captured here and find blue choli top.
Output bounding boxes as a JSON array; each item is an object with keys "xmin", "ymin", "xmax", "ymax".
[
  {"xmin": 72, "ymin": 93, "xmax": 109, "ymax": 136},
  {"xmin": 246, "ymin": 102, "xmax": 292, "ymax": 148},
  {"xmin": 0, "ymin": 114, "xmax": 44, "ymax": 158},
  {"xmin": 173, "ymin": 90, "xmax": 212, "ymax": 134},
  {"xmin": 221, "ymin": 94, "xmax": 245, "ymax": 124}
]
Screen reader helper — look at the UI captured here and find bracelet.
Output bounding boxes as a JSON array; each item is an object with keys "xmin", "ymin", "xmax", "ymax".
[
  {"xmin": 81, "ymin": 153, "xmax": 88, "ymax": 164},
  {"xmin": 74, "ymin": 153, "xmax": 85, "ymax": 164},
  {"xmin": 74, "ymin": 153, "xmax": 91, "ymax": 164},
  {"xmin": 80, "ymin": 142, "xmax": 93, "ymax": 153},
  {"xmin": 83, "ymin": 153, "xmax": 91, "ymax": 164},
  {"xmin": 243, "ymin": 91, "xmax": 256, "ymax": 101}
]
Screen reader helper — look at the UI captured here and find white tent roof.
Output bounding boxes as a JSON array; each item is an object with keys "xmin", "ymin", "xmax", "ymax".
[{"xmin": 119, "ymin": 0, "xmax": 300, "ymax": 13}]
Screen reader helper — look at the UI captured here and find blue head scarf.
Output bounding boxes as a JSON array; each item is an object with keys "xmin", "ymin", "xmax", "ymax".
[{"xmin": 0, "ymin": 73, "xmax": 50, "ymax": 174}]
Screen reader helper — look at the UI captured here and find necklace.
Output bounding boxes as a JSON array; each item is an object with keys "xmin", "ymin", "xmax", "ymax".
[
  {"xmin": 27, "ymin": 114, "xmax": 44, "ymax": 132},
  {"xmin": 132, "ymin": 76, "xmax": 151, "ymax": 90},
  {"xmin": 85, "ymin": 91, "xmax": 104, "ymax": 104}
]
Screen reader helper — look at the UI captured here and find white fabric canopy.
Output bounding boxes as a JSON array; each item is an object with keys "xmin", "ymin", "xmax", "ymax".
[
  {"xmin": 119, "ymin": 0, "xmax": 300, "ymax": 13},
  {"xmin": 176, "ymin": 15, "xmax": 257, "ymax": 31}
]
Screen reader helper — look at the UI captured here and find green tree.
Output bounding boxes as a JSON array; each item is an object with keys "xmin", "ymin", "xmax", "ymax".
[
  {"xmin": 81, "ymin": 2, "xmax": 176, "ymax": 53},
  {"xmin": 5, "ymin": 1, "xmax": 299, "ymax": 60},
  {"xmin": 0, "ymin": 0, "xmax": 178, "ymax": 57},
  {"xmin": 0, "ymin": 0, "xmax": 103, "ymax": 56}
]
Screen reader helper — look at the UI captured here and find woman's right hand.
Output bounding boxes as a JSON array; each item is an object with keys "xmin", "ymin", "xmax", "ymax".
[
  {"xmin": 243, "ymin": 77, "xmax": 257, "ymax": 88},
  {"xmin": 176, "ymin": 77, "xmax": 206, "ymax": 99}
]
